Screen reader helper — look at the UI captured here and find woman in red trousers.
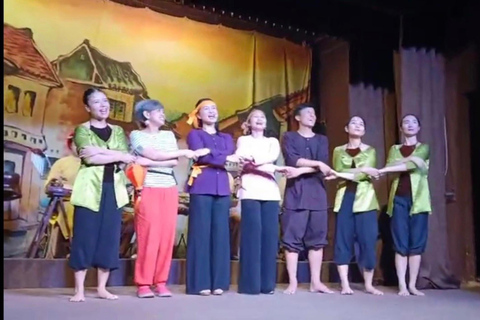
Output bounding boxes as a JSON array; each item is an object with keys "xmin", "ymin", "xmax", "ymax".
[{"xmin": 129, "ymin": 99, "xmax": 201, "ymax": 298}]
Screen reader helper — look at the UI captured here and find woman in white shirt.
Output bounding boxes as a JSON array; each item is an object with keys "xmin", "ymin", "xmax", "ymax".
[{"xmin": 235, "ymin": 109, "xmax": 288, "ymax": 294}]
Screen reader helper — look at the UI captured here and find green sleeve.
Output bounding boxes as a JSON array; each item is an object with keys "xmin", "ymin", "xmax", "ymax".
[
  {"xmin": 415, "ymin": 144, "xmax": 429, "ymax": 160},
  {"xmin": 366, "ymin": 148, "xmax": 377, "ymax": 167},
  {"xmin": 386, "ymin": 145, "xmax": 397, "ymax": 165},
  {"xmin": 73, "ymin": 125, "xmax": 91, "ymax": 152},
  {"xmin": 332, "ymin": 148, "xmax": 344, "ymax": 172}
]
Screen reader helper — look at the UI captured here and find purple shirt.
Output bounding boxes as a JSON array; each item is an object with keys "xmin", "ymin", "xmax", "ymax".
[
  {"xmin": 186, "ymin": 129, "xmax": 234, "ymax": 196},
  {"xmin": 282, "ymin": 131, "xmax": 329, "ymax": 211}
]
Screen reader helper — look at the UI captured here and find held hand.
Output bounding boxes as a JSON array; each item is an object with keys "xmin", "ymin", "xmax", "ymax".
[
  {"xmin": 274, "ymin": 165, "xmax": 290, "ymax": 173},
  {"xmin": 183, "ymin": 149, "xmax": 198, "ymax": 160},
  {"xmin": 283, "ymin": 167, "xmax": 302, "ymax": 179},
  {"xmin": 239, "ymin": 155, "xmax": 255, "ymax": 163},
  {"xmin": 194, "ymin": 148, "xmax": 210, "ymax": 158},
  {"xmin": 318, "ymin": 162, "xmax": 333, "ymax": 176},
  {"xmin": 122, "ymin": 153, "xmax": 136, "ymax": 164},
  {"xmin": 79, "ymin": 146, "xmax": 102, "ymax": 158},
  {"xmin": 362, "ymin": 167, "xmax": 380, "ymax": 180},
  {"xmin": 324, "ymin": 170, "xmax": 338, "ymax": 181},
  {"xmin": 134, "ymin": 157, "xmax": 150, "ymax": 167}
]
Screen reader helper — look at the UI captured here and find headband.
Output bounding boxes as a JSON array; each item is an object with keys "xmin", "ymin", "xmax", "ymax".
[{"xmin": 186, "ymin": 100, "xmax": 214, "ymax": 128}]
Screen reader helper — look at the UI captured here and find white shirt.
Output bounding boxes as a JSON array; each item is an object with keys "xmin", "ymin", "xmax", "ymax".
[
  {"xmin": 235, "ymin": 135, "xmax": 281, "ymax": 201},
  {"xmin": 130, "ymin": 130, "xmax": 178, "ymax": 188}
]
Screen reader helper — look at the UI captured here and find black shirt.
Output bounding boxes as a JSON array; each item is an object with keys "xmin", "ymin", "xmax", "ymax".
[{"xmin": 90, "ymin": 125, "xmax": 114, "ymax": 183}]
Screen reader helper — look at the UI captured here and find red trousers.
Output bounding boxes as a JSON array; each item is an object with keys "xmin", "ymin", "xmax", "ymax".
[{"xmin": 134, "ymin": 187, "xmax": 178, "ymax": 287}]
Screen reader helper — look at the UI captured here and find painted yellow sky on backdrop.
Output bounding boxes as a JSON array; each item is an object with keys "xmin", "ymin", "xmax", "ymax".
[{"xmin": 4, "ymin": 0, "xmax": 311, "ymax": 120}]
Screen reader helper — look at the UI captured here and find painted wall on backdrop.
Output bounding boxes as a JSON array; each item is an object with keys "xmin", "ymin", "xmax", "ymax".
[{"xmin": 3, "ymin": 0, "xmax": 311, "ymax": 256}]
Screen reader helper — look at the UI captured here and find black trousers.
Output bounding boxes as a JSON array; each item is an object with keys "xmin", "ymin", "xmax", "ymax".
[
  {"xmin": 69, "ymin": 182, "xmax": 122, "ymax": 271},
  {"xmin": 238, "ymin": 199, "xmax": 280, "ymax": 294},
  {"xmin": 281, "ymin": 209, "xmax": 328, "ymax": 253},
  {"xmin": 186, "ymin": 194, "xmax": 231, "ymax": 294}
]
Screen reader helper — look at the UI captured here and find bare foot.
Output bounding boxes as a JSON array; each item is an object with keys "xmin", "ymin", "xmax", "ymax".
[
  {"xmin": 283, "ymin": 280, "xmax": 297, "ymax": 295},
  {"xmin": 398, "ymin": 285, "xmax": 410, "ymax": 296},
  {"xmin": 340, "ymin": 285, "xmax": 354, "ymax": 295},
  {"xmin": 408, "ymin": 286, "xmax": 425, "ymax": 296},
  {"xmin": 97, "ymin": 288, "xmax": 118, "ymax": 300},
  {"xmin": 310, "ymin": 282, "xmax": 334, "ymax": 294},
  {"xmin": 365, "ymin": 286, "xmax": 384, "ymax": 296},
  {"xmin": 69, "ymin": 291, "xmax": 85, "ymax": 302}
]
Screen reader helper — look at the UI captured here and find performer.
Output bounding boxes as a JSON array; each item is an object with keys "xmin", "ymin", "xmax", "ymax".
[
  {"xmin": 185, "ymin": 98, "xmax": 238, "ymax": 296},
  {"xmin": 235, "ymin": 109, "xmax": 287, "ymax": 295},
  {"xmin": 280, "ymin": 103, "xmax": 334, "ymax": 294},
  {"xmin": 129, "ymin": 99, "xmax": 199, "ymax": 298},
  {"xmin": 44, "ymin": 133, "xmax": 81, "ymax": 258},
  {"xmin": 330, "ymin": 116, "xmax": 383, "ymax": 295},
  {"xmin": 379, "ymin": 114, "xmax": 431, "ymax": 296},
  {"xmin": 69, "ymin": 88, "xmax": 135, "ymax": 302}
]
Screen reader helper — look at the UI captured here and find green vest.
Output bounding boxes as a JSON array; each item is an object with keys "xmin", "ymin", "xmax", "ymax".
[
  {"xmin": 70, "ymin": 124, "xmax": 130, "ymax": 212},
  {"xmin": 386, "ymin": 143, "xmax": 431, "ymax": 216},
  {"xmin": 332, "ymin": 146, "xmax": 379, "ymax": 213}
]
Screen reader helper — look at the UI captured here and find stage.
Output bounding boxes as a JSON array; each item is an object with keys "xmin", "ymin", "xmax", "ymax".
[
  {"xmin": 4, "ymin": 284, "xmax": 480, "ymax": 320},
  {"xmin": 3, "ymin": 258, "xmax": 364, "ymax": 289}
]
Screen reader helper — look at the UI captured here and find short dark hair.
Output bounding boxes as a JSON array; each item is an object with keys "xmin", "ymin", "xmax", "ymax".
[
  {"xmin": 134, "ymin": 99, "xmax": 164, "ymax": 123},
  {"xmin": 293, "ymin": 103, "xmax": 315, "ymax": 117},
  {"xmin": 401, "ymin": 114, "xmax": 421, "ymax": 127},
  {"xmin": 82, "ymin": 88, "xmax": 104, "ymax": 105}
]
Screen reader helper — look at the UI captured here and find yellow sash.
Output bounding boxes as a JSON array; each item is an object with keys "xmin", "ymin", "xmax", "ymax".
[{"xmin": 187, "ymin": 164, "xmax": 208, "ymax": 186}]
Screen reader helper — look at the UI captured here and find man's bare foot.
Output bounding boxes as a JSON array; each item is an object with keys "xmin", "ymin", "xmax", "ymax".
[
  {"xmin": 408, "ymin": 286, "xmax": 425, "ymax": 296},
  {"xmin": 398, "ymin": 285, "xmax": 410, "ymax": 296},
  {"xmin": 340, "ymin": 284, "xmax": 354, "ymax": 295},
  {"xmin": 365, "ymin": 286, "xmax": 384, "ymax": 296},
  {"xmin": 283, "ymin": 280, "xmax": 297, "ymax": 295},
  {"xmin": 97, "ymin": 288, "xmax": 118, "ymax": 300},
  {"xmin": 69, "ymin": 291, "xmax": 85, "ymax": 302},
  {"xmin": 309, "ymin": 282, "xmax": 334, "ymax": 294}
]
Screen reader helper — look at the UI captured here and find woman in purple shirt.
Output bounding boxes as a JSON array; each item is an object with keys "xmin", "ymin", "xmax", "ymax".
[{"xmin": 185, "ymin": 98, "xmax": 238, "ymax": 296}]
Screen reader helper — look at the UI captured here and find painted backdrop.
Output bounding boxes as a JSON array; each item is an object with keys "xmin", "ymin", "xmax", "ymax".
[{"xmin": 3, "ymin": 0, "xmax": 311, "ymax": 256}]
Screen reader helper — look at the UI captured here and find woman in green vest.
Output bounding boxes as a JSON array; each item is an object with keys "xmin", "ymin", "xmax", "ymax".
[
  {"xmin": 330, "ymin": 116, "xmax": 383, "ymax": 296},
  {"xmin": 68, "ymin": 88, "xmax": 136, "ymax": 302},
  {"xmin": 379, "ymin": 114, "xmax": 431, "ymax": 296}
]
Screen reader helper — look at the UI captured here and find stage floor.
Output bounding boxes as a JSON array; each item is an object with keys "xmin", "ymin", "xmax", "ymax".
[{"xmin": 4, "ymin": 284, "xmax": 480, "ymax": 320}]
